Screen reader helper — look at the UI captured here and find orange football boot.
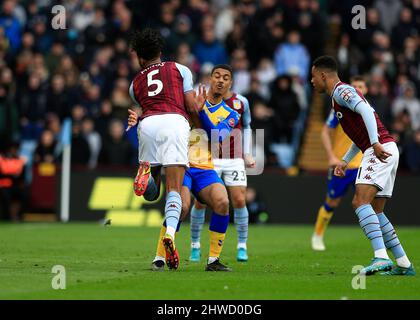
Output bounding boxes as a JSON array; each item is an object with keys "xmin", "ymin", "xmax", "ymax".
[
  {"xmin": 133, "ymin": 161, "xmax": 151, "ymax": 196},
  {"xmin": 162, "ymin": 234, "xmax": 179, "ymax": 270}
]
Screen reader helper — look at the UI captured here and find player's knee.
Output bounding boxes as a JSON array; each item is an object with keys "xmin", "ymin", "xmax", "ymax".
[
  {"xmin": 213, "ymin": 196, "xmax": 229, "ymax": 214},
  {"xmin": 325, "ymin": 197, "xmax": 340, "ymax": 208},
  {"xmin": 371, "ymin": 198, "xmax": 386, "ymax": 214},
  {"xmin": 352, "ymin": 196, "xmax": 369, "ymax": 210},
  {"xmin": 194, "ymin": 201, "xmax": 206, "ymax": 210},
  {"xmin": 231, "ymin": 194, "xmax": 246, "ymax": 208}
]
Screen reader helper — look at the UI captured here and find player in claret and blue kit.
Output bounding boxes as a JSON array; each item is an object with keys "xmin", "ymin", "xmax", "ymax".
[
  {"xmin": 129, "ymin": 83, "xmax": 239, "ymax": 272},
  {"xmin": 311, "ymin": 55, "xmax": 415, "ymax": 276},
  {"xmin": 311, "ymin": 76, "xmax": 366, "ymax": 251},
  {"xmin": 128, "ymin": 28, "xmax": 199, "ymax": 270}
]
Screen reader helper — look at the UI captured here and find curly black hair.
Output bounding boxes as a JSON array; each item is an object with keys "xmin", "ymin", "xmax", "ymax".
[
  {"xmin": 312, "ymin": 55, "xmax": 338, "ymax": 72},
  {"xmin": 130, "ymin": 28, "xmax": 164, "ymax": 61}
]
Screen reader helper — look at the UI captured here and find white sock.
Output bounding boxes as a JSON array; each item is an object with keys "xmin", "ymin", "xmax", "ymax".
[
  {"xmin": 208, "ymin": 256, "xmax": 218, "ymax": 264},
  {"xmin": 374, "ymin": 249, "xmax": 389, "ymax": 259},
  {"xmin": 396, "ymin": 255, "xmax": 411, "ymax": 268},
  {"xmin": 191, "ymin": 242, "xmax": 200, "ymax": 249},
  {"xmin": 153, "ymin": 256, "xmax": 165, "ymax": 263},
  {"xmin": 166, "ymin": 226, "xmax": 176, "ymax": 239},
  {"xmin": 237, "ymin": 243, "xmax": 247, "ymax": 250}
]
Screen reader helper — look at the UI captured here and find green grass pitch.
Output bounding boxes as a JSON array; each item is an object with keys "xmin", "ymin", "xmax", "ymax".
[{"xmin": 0, "ymin": 223, "xmax": 419, "ymax": 300}]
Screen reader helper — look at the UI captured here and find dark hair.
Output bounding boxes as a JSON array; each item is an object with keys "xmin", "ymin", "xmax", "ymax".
[
  {"xmin": 312, "ymin": 55, "xmax": 338, "ymax": 72},
  {"xmin": 350, "ymin": 75, "xmax": 366, "ymax": 83},
  {"xmin": 211, "ymin": 64, "xmax": 233, "ymax": 77},
  {"xmin": 130, "ymin": 28, "xmax": 164, "ymax": 60}
]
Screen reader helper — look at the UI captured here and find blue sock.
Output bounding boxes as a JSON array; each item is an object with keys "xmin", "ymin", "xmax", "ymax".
[
  {"xmin": 190, "ymin": 206, "xmax": 205, "ymax": 246},
  {"xmin": 164, "ymin": 191, "xmax": 182, "ymax": 238},
  {"xmin": 209, "ymin": 212, "xmax": 229, "ymax": 233},
  {"xmin": 377, "ymin": 212, "xmax": 406, "ymax": 259},
  {"xmin": 144, "ymin": 175, "xmax": 158, "ymax": 201},
  {"xmin": 323, "ymin": 202, "xmax": 333, "ymax": 212},
  {"xmin": 208, "ymin": 212, "xmax": 229, "ymax": 262},
  {"xmin": 355, "ymin": 204, "xmax": 387, "ymax": 256},
  {"xmin": 234, "ymin": 207, "xmax": 249, "ymax": 249}
]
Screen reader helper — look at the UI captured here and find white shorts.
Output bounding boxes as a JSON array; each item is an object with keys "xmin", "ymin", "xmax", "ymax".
[
  {"xmin": 355, "ymin": 142, "xmax": 399, "ymax": 198},
  {"xmin": 213, "ymin": 158, "xmax": 247, "ymax": 187},
  {"xmin": 137, "ymin": 114, "xmax": 190, "ymax": 167}
]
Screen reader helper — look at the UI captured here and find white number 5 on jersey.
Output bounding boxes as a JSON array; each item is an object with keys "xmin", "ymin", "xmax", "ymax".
[{"xmin": 147, "ymin": 69, "xmax": 163, "ymax": 97}]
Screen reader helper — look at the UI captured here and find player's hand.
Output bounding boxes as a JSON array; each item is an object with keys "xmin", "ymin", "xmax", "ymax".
[
  {"xmin": 244, "ymin": 154, "xmax": 256, "ymax": 168},
  {"xmin": 328, "ymin": 155, "xmax": 342, "ymax": 167},
  {"xmin": 334, "ymin": 161, "xmax": 348, "ymax": 177},
  {"xmin": 372, "ymin": 142, "xmax": 392, "ymax": 163},
  {"xmin": 126, "ymin": 108, "xmax": 139, "ymax": 132},
  {"xmin": 194, "ymin": 84, "xmax": 207, "ymax": 112}
]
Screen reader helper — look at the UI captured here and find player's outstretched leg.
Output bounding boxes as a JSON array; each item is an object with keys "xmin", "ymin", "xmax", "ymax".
[
  {"xmin": 353, "ymin": 186, "xmax": 393, "ymax": 275},
  {"xmin": 376, "ymin": 212, "xmax": 415, "ymax": 276},
  {"xmin": 134, "ymin": 161, "xmax": 151, "ymax": 196},
  {"xmin": 189, "ymin": 202, "xmax": 206, "ymax": 262},
  {"xmin": 134, "ymin": 162, "xmax": 161, "ymax": 201}
]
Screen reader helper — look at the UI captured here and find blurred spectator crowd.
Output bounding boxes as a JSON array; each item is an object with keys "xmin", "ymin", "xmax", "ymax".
[
  {"xmin": 330, "ymin": 0, "xmax": 420, "ymax": 173},
  {"xmin": 0, "ymin": 0, "xmax": 419, "ymax": 219},
  {"xmin": 0, "ymin": 0, "xmax": 327, "ymax": 174}
]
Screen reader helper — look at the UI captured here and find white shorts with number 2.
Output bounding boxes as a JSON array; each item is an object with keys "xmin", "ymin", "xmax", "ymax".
[{"xmin": 213, "ymin": 158, "xmax": 247, "ymax": 187}]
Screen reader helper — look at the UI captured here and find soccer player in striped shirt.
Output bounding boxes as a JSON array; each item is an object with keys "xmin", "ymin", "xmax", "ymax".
[{"xmin": 311, "ymin": 56, "xmax": 415, "ymax": 276}]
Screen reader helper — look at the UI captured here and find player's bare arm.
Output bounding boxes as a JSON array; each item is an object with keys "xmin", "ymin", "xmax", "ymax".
[
  {"xmin": 334, "ymin": 142, "xmax": 360, "ymax": 177},
  {"xmin": 244, "ymin": 154, "xmax": 256, "ymax": 168}
]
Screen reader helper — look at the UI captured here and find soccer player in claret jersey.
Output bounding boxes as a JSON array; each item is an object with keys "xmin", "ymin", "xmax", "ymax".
[
  {"xmin": 128, "ymin": 28, "xmax": 199, "ymax": 270},
  {"xmin": 311, "ymin": 55, "xmax": 415, "ymax": 276},
  {"xmin": 311, "ymin": 76, "xmax": 366, "ymax": 251},
  {"xmin": 129, "ymin": 84, "xmax": 239, "ymax": 272},
  {"xmin": 189, "ymin": 65, "xmax": 255, "ymax": 263}
]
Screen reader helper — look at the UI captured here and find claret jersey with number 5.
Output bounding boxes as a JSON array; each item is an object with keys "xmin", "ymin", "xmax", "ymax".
[{"xmin": 129, "ymin": 61, "xmax": 194, "ymax": 120}]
